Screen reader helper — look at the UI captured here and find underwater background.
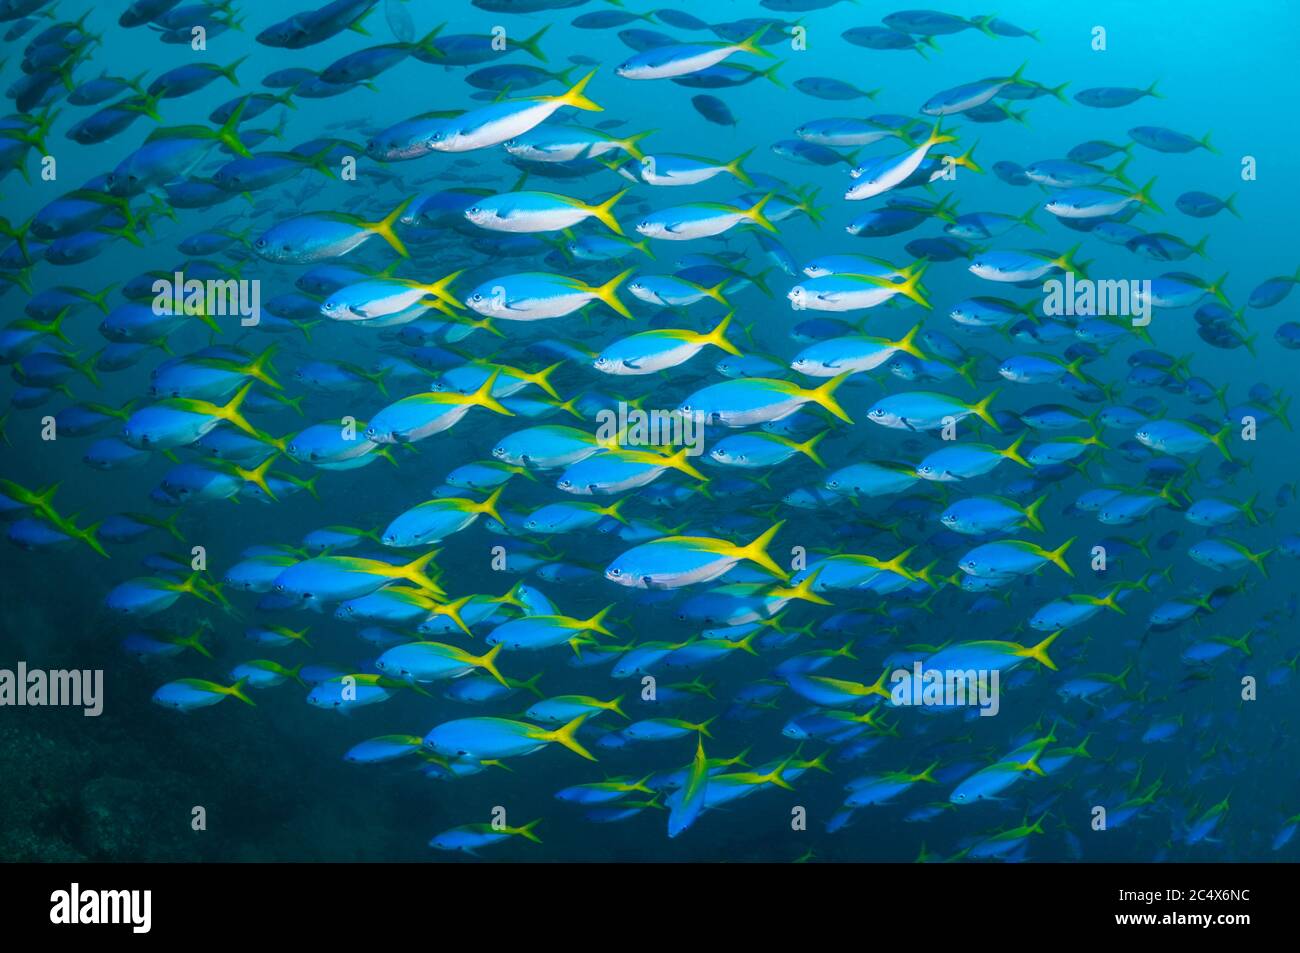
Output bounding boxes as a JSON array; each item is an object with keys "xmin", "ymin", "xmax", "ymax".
[{"xmin": 3, "ymin": 0, "xmax": 1300, "ymax": 863}]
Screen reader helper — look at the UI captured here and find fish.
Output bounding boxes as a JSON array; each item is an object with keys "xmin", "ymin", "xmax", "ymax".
[
  {"xmin": 616, "ymin": 28, "xmax": 773, "ymax": 81},
  {"xmin": 0, "ymin": 0, "xmax": 1292, "ymax": 873}
]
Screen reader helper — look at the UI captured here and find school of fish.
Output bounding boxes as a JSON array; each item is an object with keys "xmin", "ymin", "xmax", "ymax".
[{"xmin": 2, "ymin": 0, "xmax": 1299, "ymax": 861}]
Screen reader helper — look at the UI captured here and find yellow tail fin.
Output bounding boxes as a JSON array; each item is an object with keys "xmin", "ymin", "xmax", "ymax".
[
  {"xmin": 587, "ymin": 189, "xmax": 626, "ymax": 235},
  {"xmin": 891, "ymin": 323, "xmax": 926, "ymax": 358},
  {"xmin": 364, "ymin": 197, "xmax": 412, "ymax": 258},
  {"xmin": 701, "ymin": 279, "xmax": 731, "ymax": 308},
  {"xmin": 874, "ymin": 545, "xmax": 916, "ymax": 580},
  {"xmin": 226, "ymin": 677, "xmax": 255, "ymax": 706},
  {"xmin": 418, "ymin": 269, "xmax": 464, "ymax": 307},
  {"xmin": 586, "ymin": 267, "xmax": 634, "ymax": 319},
  {"xmin": 658, "ymin": 446, "xmax": 706, "ymax": 481},
  {"xmin": 543, "ymin": 713, "xmax": 597, "ymax": 760},
  {"xmin": 235, "ymin": 455, "xmax": 278, "ymax": 501},
  {"xmin": 794, "ymin": 429, "xmax": 829, "ymax": 468},
  {"xmin": 579, "ymin": 604, "xmax": 614, "ymax": 637},
  {"xmin": 555, "ymin": 68, "xmax": 601, "ymax": 112},
  {"xmin": 399, "ymin": 549, "xmax": 445, "ymax": 594},
  {"xmin": 619, "ymin": 129, "xmax": 654, "ymax": 161},
  {"xmin": 698, "ymin": 312, "xmax": 741, "ymax": 355},
  {"xmin": 737, "ymin": 25, "xmax": 776, "ymax": 58},
  {"xmin": 804, "ymin": 372, "xmax": 854, "ymax": 424},
  {"xmin": 999, "ymin": 433, "xmax": 1030, "ymax": 468},
  {"xmin": 913, "ymin": 760, "xmax": 940, "ymax": 783},
  {"xmin": 1021, "ymin": 493, "xmax": 1047, "ymax": 532},
  {"xmin": 891, "ymin": 268, "xmax": 931, "ymax": 309},
  {"xmin": 969, "ymin": 389, "xmax": 1001, "ymax": 431},
  {"xmin": 743, "ymin": 193, "xmax": 778, "ymax": 233},
  {"xmin": 215, "ymin": 381, "xmax": 258, "ymax": 435},
  {"xmin": 1019, "ymin": 630, "xmax": 1059, "ymax": 670},
  {"xmin": 512, "ymin": 818, "xmax": 543, "ymax": 843},
  {"xmin": 436, "ymin": 595, "xmax": 475, "ymax": 639},
  {"xmin": 1042, "ymin": 537, "xmax": 1075, "ymax": 576},
  {"xmin": 476, "ymin": 486, "xmax": 505, "ymax": 524},
  {"xmin": 468, "ymin": 368, "xmax": 514, "ymax": 416},
  {"xmin": 475, "ymin": 642, "xmax": 507, "ymax": 686},
  {"xmin": 522, "ymin": 362, "xmax": 562, "ymax": 399},
  {"xmin": 769, "ymin": 571, "xmax": 832, "ymax": 606},
  {"xmin": 925, "ymin": 121, "xmax": 958, "ymax": 150},
  {"xmin": 725, "ymin": 147, "xmax": 754, "ymax": 186},
  {"xmin": 734, "ymin": 521, "xmax": 789, "ymax": 580}
]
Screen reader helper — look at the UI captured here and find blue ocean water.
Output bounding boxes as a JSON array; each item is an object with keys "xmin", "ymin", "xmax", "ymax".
[{"xmin": 2, "ymin": 0, "xmax": 1300, "ymax": 863}]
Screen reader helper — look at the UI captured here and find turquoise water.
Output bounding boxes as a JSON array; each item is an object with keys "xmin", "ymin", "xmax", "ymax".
[{"xmin": 2, "ymin": 0, "xmax": 1299, "ymax": 862}]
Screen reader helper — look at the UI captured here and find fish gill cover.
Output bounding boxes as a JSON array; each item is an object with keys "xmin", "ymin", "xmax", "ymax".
[{"xmin": 0, "ymin": 0, "xmax": 1298, "ymax": 864}]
